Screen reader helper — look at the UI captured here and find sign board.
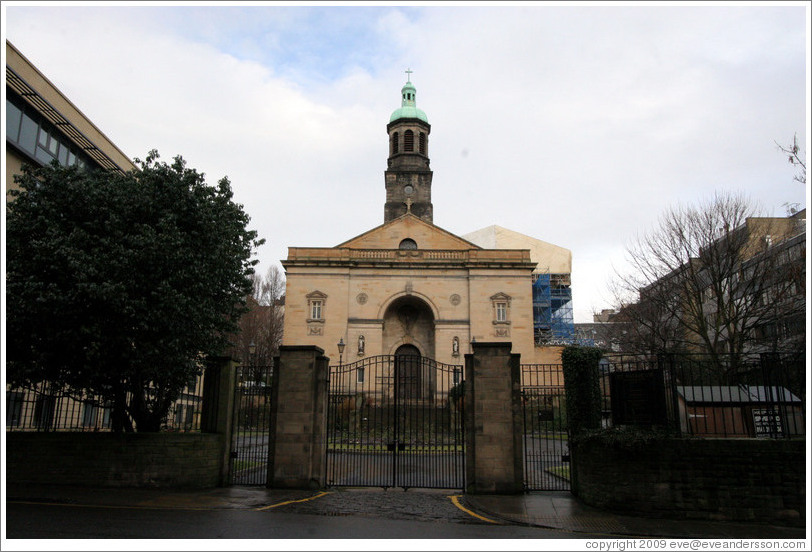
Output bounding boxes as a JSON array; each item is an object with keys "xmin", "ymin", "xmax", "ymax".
[{"xmin": 752, "ymin": 408, "xmax": 783, "ymax": 438}]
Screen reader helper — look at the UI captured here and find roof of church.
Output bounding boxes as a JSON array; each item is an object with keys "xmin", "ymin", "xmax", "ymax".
[
  {"xmin": 335, "ymin": 212, "xmax": 481, "ymax": 250},
  {"xmin": 390, "ymin": 76, "xmax": 428, "ymax": 124}
]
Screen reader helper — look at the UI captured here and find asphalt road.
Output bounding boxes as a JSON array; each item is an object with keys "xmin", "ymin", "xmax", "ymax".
[{"xmin": 5, "ymin": 501, "xmax": 590, "ymax": 540}]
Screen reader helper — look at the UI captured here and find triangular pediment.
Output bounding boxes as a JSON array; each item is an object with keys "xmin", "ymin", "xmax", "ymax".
[{"xmin": 336, "ymin": 213, "xmax": 481, "ymax": 251}]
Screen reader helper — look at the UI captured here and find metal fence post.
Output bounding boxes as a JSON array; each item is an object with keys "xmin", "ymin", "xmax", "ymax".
[{"xmin": 664, "ymin": 353, "xmax": 682, "ymax": 437}]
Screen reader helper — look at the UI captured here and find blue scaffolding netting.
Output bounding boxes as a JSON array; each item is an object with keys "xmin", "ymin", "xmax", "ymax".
[{"xmin": 532, "ymin": 273, "xmax": 575, "ymax": 343}]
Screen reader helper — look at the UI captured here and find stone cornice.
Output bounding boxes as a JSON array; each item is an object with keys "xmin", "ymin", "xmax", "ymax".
[{"xmin": 282, "ymin": 248, "xmax": 536, "ymax": 270}]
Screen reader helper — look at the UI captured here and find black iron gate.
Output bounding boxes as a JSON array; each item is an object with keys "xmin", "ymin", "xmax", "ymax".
[
  {"xmin": 521, "ymin": 363, "xmax": 570, "ymax": 491},
  {"xmin": 228, "ymin": 363, "xmax": 273, "ymax": 485},
  {"xmin": 326, "ymin": 355, "xmax": 465, "ymax": 489}
]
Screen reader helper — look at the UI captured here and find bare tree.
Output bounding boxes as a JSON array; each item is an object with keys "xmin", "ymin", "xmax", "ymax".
[
  {"xmin": 236, "ymin": 265, "xmax": 286, "ymax": 373},
  {"xmin": 611, "ymin": 192, "xmax": 804, "ymax": 373},
  {"xmin": 776, "ymin": 133, "xmax": 807, "ymax": 186}
]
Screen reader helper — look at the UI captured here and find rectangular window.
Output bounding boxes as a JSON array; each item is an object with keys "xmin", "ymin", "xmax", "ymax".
[
  {"xmin": 6, "ymin": 100, "xmax": 22, "ymax": 143},
  {"xmin": 34, "ymin": 395, "xmax": 55, "ymax": 430},
  {"xmin": 496, "ymin": 302, "xmax": 507, "ymax": 322},
  {"xmin": 311, "ymin": 300, "xmax": 322, "ymax": 320},
  {"xmin": 38, "ymin": 127, "xmax": 49, "ymax": 147},
  {"xmin": 35, "ymin": 145, "xmax": 55, "ymax": 164},
  {"xmin": 6, "ymin": 391, "xmax": 25, "ymax": 427},
  {"xmin": 58, "ymin": 144, "xmax": 69, "ymax": 166},
  {"xmin": 82, "ymin": 402, "xmax": 98, "ymax": 427},
  {"xmin": 357, "ymin": 367, "xmax": 365, "ymax": 384},
  {"xmin": 101, "ymin": 404, "xmax": 112, "ymax": 428},
  {"xmin": 453, "ymin": 368, "xmax": 461, "ymax": 385},
  {"xmin": 18, "ymin": 113, "xmax": 39, "ymax": 154}
]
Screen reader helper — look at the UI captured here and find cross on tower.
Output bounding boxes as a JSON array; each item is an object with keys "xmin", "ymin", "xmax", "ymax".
[
  {"xmin": 405, "ymin": 197, "xmax": 413, "ymax": 213},
  {"xmin": 405, "ymin": 68, "xmax": 413, "ymax": 82}
]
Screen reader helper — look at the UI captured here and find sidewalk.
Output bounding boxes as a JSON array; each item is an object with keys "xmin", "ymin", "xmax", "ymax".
[{"xmin": 5, "ymin": 483, "xmax": 808, "ymax": 539}]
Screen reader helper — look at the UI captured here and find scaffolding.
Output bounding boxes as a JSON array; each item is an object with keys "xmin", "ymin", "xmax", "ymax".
[{"xmin": 532, "ymin": 273, "xmax": 575, "ymax": 345}]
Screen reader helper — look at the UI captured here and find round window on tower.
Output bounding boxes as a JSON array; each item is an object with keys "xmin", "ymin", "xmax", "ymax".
[{"xmin": 404, "ymin": 185, "xmax": 414, "ymax": 196}]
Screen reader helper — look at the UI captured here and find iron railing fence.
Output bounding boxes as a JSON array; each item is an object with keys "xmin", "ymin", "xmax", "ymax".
[
  {"xmin": 599, "ymin": 353, "xmax": 806, "ymax": 438},
  {"xmin": 5, "ymin": 374, "xmax": 205, "ymax": 433},
  {"xmin": 520, "ymin": 363, "xmax": 570, "ymax": 491},
  {"xmin": 229, "ymin": 363, "xmax": 274, "ymax": 485}
]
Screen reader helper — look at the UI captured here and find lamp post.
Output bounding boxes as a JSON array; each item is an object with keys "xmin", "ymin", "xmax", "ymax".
[
  {"xmin": 248, "ymin": 340, "xmax": 256, "ymax": 363},
  {"xmin": 247, "ymin": 340, "xmax": 256, "ymax": 386},
  {"xmin": 337, "ymin": 338, "xmax": 345, "ymax": 367}
]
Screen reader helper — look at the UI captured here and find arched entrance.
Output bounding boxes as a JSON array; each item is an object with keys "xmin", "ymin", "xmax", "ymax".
[
  {"xmin": 382, "ymin": 295, "xmax": 435, "ymax": 359},
  {"xmin": 395, "ymin": 344, "xmax": 421, "ymax": 399}
]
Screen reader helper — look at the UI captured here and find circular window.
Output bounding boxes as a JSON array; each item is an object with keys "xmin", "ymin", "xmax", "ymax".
[
  {"xmin": 399, "ymin": 238, "xmax": 418, "ymax": 250},
  {"xmin": 404, "ymin": 185, "xmax": 414, "ymax": 196}
]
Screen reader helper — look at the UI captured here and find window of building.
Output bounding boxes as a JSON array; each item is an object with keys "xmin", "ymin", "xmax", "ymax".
[
  {"xmin": 391, "ymin": 132, "xmax": 399, "ymax": 155},
  {"xmin": 6, "ymin": 95, "xmax": 93, "ymax": 172},
  {"xmin": 82, "ymin": 402, "xmax": 99, "ymax": 427},
  {"xmin": 6, "ymin": 100, "xmax": 22, "ymax": 143},
  {"xmin": 399, "ymin": 238, "xmax": 417, "ymax": 250},
  {"xmin": 490, "ymin": 293, "xmax": 512, "ymax": 324},
  {"xmin": 101, "ymin": 403, "xmax": 112, "ymax": 428},
  {"xmin": 306, "ymin": 291, "xmax": 327, "ymax": 322},
  {"xmin": 6, "ymin": 391, "xmax": 24, "ymax": 427},
  {"xmin": 496, "ymin": 302, "xmax": 507, "ymax": 322},
  {"xmin": 404, "ymin": 130, "xmax": 414, "ymax": 152},
  {"xmin": 357, "ymin": 367, "xmax": 365, "ymax": 384},
  {"xmin": 175, "ymin": 405, "xmax": 185, "ymax": 426},
  {"xmin": 18, "ymin": 111, "xmax": 39, "ymax": 153},
  {"xmin": 419, "ymin": 132, "xmax": 426, "ymax": 155},
  {"xmin": 34, "ymin": 395, "xmax": 55, "ymax": 430}
]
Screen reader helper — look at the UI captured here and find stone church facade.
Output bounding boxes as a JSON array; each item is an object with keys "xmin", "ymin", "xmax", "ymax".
[{"xmin": 282, "ymin": 75, "xmax": 564, "ymax": 366}]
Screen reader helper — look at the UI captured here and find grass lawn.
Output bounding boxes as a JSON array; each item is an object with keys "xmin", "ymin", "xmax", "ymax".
[
  {"xmin": 232, "ymin": 459, "xmax": 263, "ymax": 472},
  {"xmin": 546, "ymin": 465, "xmax": 570, "ymax": 481},
  {"xmin": 328, "ymin": 443, "xmax": 464, "ymax": 453}
]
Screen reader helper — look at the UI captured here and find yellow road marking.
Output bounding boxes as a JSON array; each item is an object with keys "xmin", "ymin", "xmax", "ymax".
[
  {"xmin": 255, "ymin": 491, "xmax": 332, "ymax": 511},
  {"xmin": 448, "ymin": 494, "xmax": 499, "ymax": 524}
]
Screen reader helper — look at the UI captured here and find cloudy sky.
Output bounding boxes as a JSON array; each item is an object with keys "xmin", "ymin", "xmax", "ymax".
[{"xmin": 3, "ymin": 3, "xmax": 808, "ymax": 323}]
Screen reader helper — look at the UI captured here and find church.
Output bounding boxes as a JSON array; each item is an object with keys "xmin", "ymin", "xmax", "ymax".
[{"xmin": 281, "ymin": 74, "xmax": 570, "ymax": 367}]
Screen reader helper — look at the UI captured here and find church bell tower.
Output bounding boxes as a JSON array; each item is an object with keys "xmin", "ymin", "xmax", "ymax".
[{"xmin": 385, "ymin": 71, "xmax": 433, "ymax": 224}]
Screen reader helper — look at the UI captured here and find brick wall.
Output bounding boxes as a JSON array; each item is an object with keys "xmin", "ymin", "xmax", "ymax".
[
  {"xmin": 571, "ymin": 437, "xmax": 805, "ymax": 526},
  {"xmin": 6, "ymin": 432, "xmax": 224, "ymax": 488}
]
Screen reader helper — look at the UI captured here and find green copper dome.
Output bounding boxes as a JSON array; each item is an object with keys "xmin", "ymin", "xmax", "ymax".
[{"xmin": 389, "ymin": 75, "xmax": 428, "ymax": 123}]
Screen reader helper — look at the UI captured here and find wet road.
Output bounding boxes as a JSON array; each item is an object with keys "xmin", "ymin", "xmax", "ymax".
[{"xmin": 5, "ymin": 500, "xmax": 588, "ymax": 540}]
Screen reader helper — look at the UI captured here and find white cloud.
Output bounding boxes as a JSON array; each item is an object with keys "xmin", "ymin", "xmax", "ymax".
[{"xmin": 4, "ymin": 4, "xmax": 807, "ymax": 323}]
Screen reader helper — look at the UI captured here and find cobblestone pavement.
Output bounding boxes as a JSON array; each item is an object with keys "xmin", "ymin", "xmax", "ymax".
[{"xmin": 274, "ymin": 487, "xmax": 491, "ymax": 525}]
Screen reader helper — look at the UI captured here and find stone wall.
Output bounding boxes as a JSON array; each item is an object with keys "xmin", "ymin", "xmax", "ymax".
[
  {"xmin": 6, "ymin": 432, "xmax": 224, "ymax": 488},
  {"xmin": 465, "ymin": 342, "xmax": 524, "ymax": 494},
  {"xmin": 268, "ymin": 346, "xmax": 328, "ymax": 489},
  {"xmin": 571, "ymin": 437, "xmax": 805, "ymax": 526}
]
